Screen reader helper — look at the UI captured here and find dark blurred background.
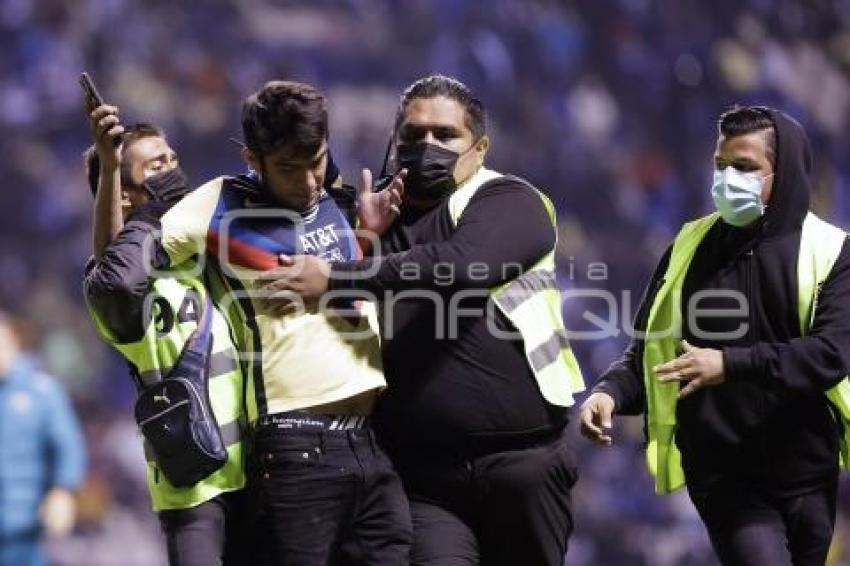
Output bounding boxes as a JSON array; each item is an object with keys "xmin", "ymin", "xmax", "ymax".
[{"xmin": 1, "ymin": 0, "xmax": 849, "ymax": 564}]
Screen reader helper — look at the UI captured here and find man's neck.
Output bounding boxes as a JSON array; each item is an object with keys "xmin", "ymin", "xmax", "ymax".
[{"xmin": 455, "ymin": 164, "xmax": 485, "ymax": 191}]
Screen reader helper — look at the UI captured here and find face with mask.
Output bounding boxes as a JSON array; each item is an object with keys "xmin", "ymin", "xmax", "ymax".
[
  {"xmin": 711, "ymin": 129, "xmax": 775, "ymax": 227},
  {"xmin": 392, "ymin": 96, "xmax": 489, "ymax": 204},
  {"xmin": 141, "ymin": 166, "xmax": 191, "ymax": 204},
  {"xmin": 121, "ymin": 135, "xmax": 182, "ymax": 214},
  {"xmin": 711, "ymin": 167, "xmax": 773, "ymax": 227}
]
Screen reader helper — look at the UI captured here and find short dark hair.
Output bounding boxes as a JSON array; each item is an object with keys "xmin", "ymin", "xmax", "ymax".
[
  {"xmin": 396, "ymin": 75, "xmax": 486, "ymax": 140},
  {"xmin": 84, "ymin": 122, "xmax": 165, "ymax": 196},
  {"xmin": 718, "ymin": 106, "xmax": 776, "ymax": 162},
  {"xmin": 241, "ymin": 81, "xmax": 328, "ymax": 159}
]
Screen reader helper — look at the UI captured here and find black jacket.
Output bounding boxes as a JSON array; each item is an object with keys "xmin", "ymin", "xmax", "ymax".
[
  {"xmin": 331, "ymin": 175, "xmax": 569, "ymax": 458},
  {"xmin": 594, "ymin": 109, "xmax": 850, "ymax": 495}
]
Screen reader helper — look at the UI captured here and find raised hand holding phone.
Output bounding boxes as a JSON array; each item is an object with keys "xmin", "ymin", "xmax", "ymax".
[
  {"xmin": 81, "ymin": 72, "xmax": 126, "ymax": 258},
  {"xmin": 80, "ymin": 72, "xmax": 123, "ymax": 165}
]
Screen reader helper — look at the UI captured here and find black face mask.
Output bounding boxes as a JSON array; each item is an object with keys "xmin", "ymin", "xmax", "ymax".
[
  {"xmin": 396, "ymin": 142, "xmax": 461, "ymax": 201},
  {"xmin": 142, "ymin": 166, "xmax": 191, "ymax": 204}
]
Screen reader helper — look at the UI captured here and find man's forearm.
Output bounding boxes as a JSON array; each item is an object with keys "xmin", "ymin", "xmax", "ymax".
[
  {"xmin": 723, "ymin": 336, "xmax": 850, "ymax": 393},
  {"xmin": 593, "ymin": 346, "xmax": 647, "ymax": 416},
  {"xmin": 92, "ymin": 164, "xmax": 123, "ymax": 259},
  {"xmin": 724, "ymin": 241, "xmax": 850, "ymax": 393}
]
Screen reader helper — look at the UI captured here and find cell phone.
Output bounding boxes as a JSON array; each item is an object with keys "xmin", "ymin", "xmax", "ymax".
[
  {"xmin": 79, "ymin": 72, "xmax": 105, "ymax": 112},
  {"xmin": 80, "ymin": 72, "xmax": 122, "ymax": 146}
]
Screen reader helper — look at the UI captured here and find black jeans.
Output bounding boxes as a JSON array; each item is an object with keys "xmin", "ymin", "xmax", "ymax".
[
  {"xmin": 688, "ymin": 476, "xmax": 838, "ymax": 566},
  {"xmin": 158, "ymin": 488, "xmax": 256, "ymax": 566},
  {"xmin": 391, "ymin": 432, "xmax": 578, "ymax": 566},
  {"xmin": 253, "ymin": 424, "xmax": 412, "ymax": 566}
]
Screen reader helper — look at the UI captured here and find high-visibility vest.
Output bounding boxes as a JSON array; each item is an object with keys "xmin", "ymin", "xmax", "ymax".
[
  {"xmin": 89, "ymin": 258, "xmax": 247, "ymax": 511},
  {"xmin": 447, "ymin": 167, "xmax": 585, "ymax": 406},
  {"xmin": 643, "ymin": 211, "xmax": 850, "ymax": 494}
]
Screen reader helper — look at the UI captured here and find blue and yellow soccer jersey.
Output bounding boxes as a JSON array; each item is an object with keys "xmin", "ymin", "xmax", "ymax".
[{"xmin": 158, "ymin": 174, "xmax": 385, "ymax": 419}]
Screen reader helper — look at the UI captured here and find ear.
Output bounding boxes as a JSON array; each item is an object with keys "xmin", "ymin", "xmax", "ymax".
[
  {"xmin": 475, "ymin": 135, "xmax": 490, "ymax": 165},
  {"xmin": 243, "ymin": 147, "xmax": 261, "ymax": 172}
]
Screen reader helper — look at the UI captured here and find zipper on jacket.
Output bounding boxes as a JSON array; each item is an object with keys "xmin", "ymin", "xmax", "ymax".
[{"xmin": 744, "ymin": 247, "xmax": 769, "ymax": 468}]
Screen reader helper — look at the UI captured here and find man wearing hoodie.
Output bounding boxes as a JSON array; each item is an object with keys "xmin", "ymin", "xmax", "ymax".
[{"xmin": 580, "ymin": 106, "xmax": 850, "ymax": 565}]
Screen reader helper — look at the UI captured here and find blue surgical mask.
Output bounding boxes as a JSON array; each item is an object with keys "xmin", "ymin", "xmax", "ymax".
[{"xmin": 711, "ymin": 167, "xmax": 771, "ymax": 227}]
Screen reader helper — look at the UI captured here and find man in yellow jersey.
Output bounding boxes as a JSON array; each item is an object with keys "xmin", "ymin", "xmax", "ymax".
[
  {"xmin": 83, "ymin": 104, "xmax": 253, "ymax": 566},
  {"xmin": 581, "ymin": 106, "xmax": 850, "ymax": 565},
  {"xmin": 153, "ymin": 81, "xmax": 411, "ymax": 565}
]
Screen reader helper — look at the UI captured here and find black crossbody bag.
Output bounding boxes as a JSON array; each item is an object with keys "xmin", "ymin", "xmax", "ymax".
[{"xmin": 134, "ymin": 293, "xmax": 228, "ymax": 487}]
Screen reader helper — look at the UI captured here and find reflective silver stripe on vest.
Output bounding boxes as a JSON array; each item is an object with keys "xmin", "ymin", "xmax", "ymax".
[
  {"xmin": 494, "ymin": 270, "xmax": 558, "ymax": 314},
  {"xmin": 528, "ymin": 330, "xmax": 571, "ymax": 372},
  {"xmin": 144, "ymin": 418, "xmax": 244, "ymax": 462},
  {"xmin": 138, "ymin": 350, "xmax": 238, "ymax": 386}
]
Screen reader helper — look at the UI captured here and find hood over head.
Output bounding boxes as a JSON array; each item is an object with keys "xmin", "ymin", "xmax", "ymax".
[{"xmin": 755, "ymin": 107, "xmax": 812, "ymax": 237}]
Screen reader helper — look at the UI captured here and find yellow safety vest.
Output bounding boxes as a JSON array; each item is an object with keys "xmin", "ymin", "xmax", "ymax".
[
  {"xmin": 447, "ymin": 167, "xmax": 585, "ymax": 406},
  {"xmin": 89, "ymin": 258, "xmax": 247, "ymax": 511},
  {"xmin": 643, "ymin": 212, "xmax": 850, "ymax": 494}
]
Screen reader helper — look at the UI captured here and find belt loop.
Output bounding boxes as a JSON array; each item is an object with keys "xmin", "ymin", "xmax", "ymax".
[{"xmin": 319, "ymin": 429, "xmax": 326, "ymax": 454}]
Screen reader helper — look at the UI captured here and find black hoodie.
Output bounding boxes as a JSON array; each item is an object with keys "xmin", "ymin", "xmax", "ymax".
[{"xmin": 595, "ymin": 109, "xmax": 850, "ymax": 496}]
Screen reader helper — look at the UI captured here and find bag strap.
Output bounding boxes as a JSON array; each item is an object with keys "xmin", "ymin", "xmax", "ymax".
[
  {"xmin": 158, "ymin": 290, "xmax": 215, "ymax": 383},
  {"xmin": 181, "ymin": 290, "xmax": 215, "ymax": 357}
]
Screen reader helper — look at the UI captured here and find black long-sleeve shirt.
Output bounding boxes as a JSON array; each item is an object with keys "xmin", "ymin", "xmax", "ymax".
[{"xmin": 331, "ymin": 174, "xmax": 569, "ymax": 458}]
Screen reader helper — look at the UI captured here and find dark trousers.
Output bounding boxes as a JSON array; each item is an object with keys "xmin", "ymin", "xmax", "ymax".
[
  {"xmin": 253, "ymin": 424, "xmax": 412, "ymax": 566},
  {"xmin": 158, "ymin": 488, "xmax": 255, "ymax": 566},
  {"xmin": 391, "ymin": 432, "xmax": 577, "ymax": 566},
  {"xmin": 688, "ymin": 477, "xmax": 838, "ymax": 566}
]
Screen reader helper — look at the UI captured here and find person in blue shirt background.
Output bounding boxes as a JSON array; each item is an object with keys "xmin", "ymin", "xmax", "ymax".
[{"xmin": 0, "ymin": 311, "xmax": 87, "ymax": 566}]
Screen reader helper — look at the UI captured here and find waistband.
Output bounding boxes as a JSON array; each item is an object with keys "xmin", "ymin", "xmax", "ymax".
[
  {"xmin": 385, "ymin": 422, "xmax": 568, "ymax": 463},
  {"xmin": 256, "ymin": 411, "xmax": 369, "ymax": 431}
]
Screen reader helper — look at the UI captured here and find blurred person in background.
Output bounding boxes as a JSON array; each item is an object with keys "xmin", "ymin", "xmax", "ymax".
[
  {"xmin": 82, "ymin": 104, "xmax": 253, "ymax": 566},
  {"xmin": 0, "ymin": 311, "xmax": 86, "ymax": 566},
  {"xmin": 267, "ymin": 74, "xmax": 584, "ymax": 566},
  {"xmin": 581, "ymin": 106, "xmax": 850, "ymax": 565}
]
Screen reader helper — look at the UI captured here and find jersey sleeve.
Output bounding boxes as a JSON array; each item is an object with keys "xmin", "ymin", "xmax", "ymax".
[{"xmin": 157, "ymin": 177, "xmax": 224, "ymax": 267}]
